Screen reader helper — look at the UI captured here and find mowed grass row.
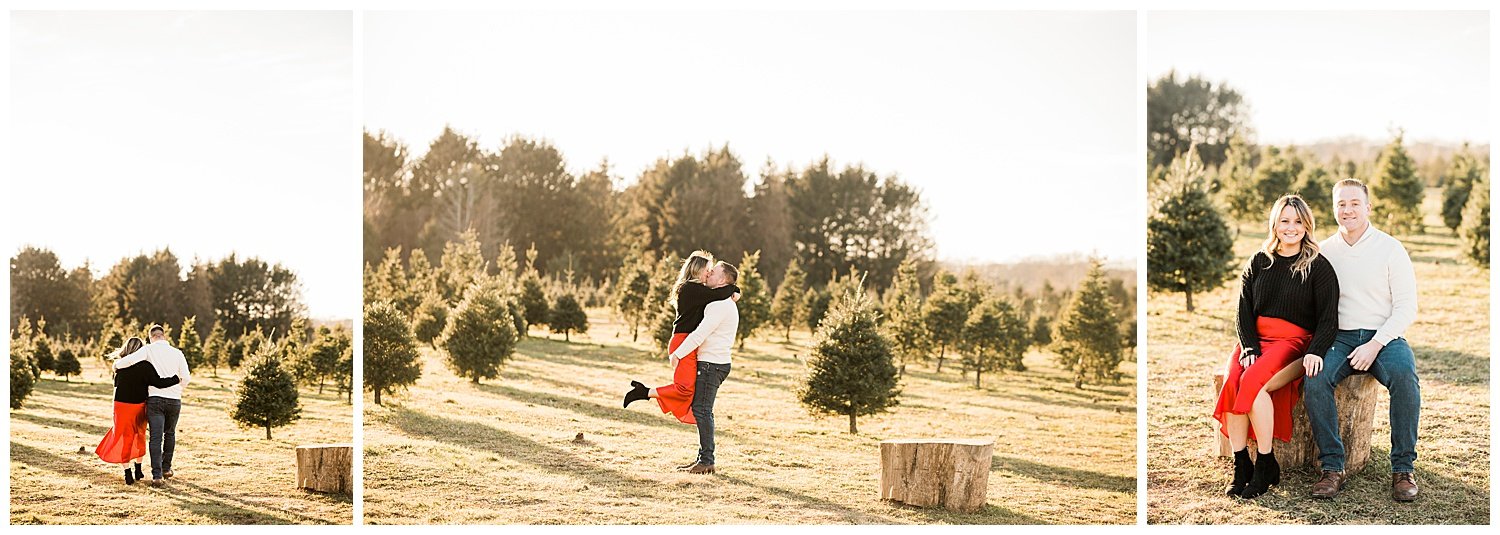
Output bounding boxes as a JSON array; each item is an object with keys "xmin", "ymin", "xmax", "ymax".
[
  {"xmin": 1146, "ymin": 191, "xmax": 1489, "ymax": 524},
  {"xmin": 10, "ymin": 358, "xmax": 354, "ymax": 525},
  {"xmin": 363, "ymin": 308, "xmax": 1137, "ymax": 525}
]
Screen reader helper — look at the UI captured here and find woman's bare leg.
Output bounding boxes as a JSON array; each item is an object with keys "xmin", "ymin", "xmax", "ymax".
[
  {"xmin": 1226, "ymin": 413, "xmax": 1250, "ymax": 452},
  {"xmin": 648, "ymin": 387, "xmax": 659, "ymax": 399},
  {"xmin": 1248, "ymin": 359, "xmax": 1306, "ymax": 454}
]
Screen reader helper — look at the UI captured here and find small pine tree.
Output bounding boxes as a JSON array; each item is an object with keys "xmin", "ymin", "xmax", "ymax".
[
  {"xmin": 227, "ymin": 334, "xmax": 248, "ymax": 370},
  {"xmin": 1461, "ymin": 173, "xmax": 1489, "ymax": 267},
  {"xmin": 613, "ymin": 257, "xmax": 653, "ymax": 342},
  {"xmin": 372, "ymin": 247, "xmax": 415, "ymax": 315},
  {"xmin": 55, "ymin": 347, "xmax": 82, "ymax": 382},
  {"xmin": 364, "ymin": 302, "xmax": 422, "ymax": 405},
  {"xmin": 797, "ymin": 283, "xmax": 900, "ymax": 434},
  {"xmin": 230, "ymin": 345, "xmax": 302, "ymax": 440},
  {"xmin": 1147, "ymin": 154, "xmax": 1236, "ymax": 312},
  {"xmin": 548, "ymin": 293, "xmax": 589, "ymax": 342},
  {"xmin": 882, "ymin": 258, "xmax": 928, "ymax": 376},
  {"xmin": 411, "ymin": 291, "xmax": 449, "ymax": 346},
  {"xmin": 770, "ymin": 258, "xmax": 808, "ymax": 341},
  {"xmin": 962, "ymin": 297, "xmax": 1031, "ymax": 389},
  {"xmin": 1371, "ymin": 131, "xmax": 1426, "ymax": 235},
  {"xmin": 308, "ymin": 326, "xmax": 350, "ymax": 394},
  {"xmin": 32, "ymin": 337, "xmax": 55, "ymax": 378},
  {"xmin": 438, "ymin": 281, "xmax": 518, "ymax": 384},
  {"xmin": 11, "ymin": 350, "xmax": 37, "ymax": 409},
  {"xmin": 1442, "ymin": 147, "xmax": 1483, "ymax": 232},
  {"xmin": 921, "ymin": 271, "xmax": 970, "ymax": 373},
  {"xmin": 203, "ymin": 322, "xmax": 226, "ymax": 377},
  {"xmin": 1032, "ymin": 315, "xmax": 1053, "ymax": 347},
  {"xmin": 519, "ymin": 272, "xmax": 550, "ymax": 333},
  {"xmin": 1055, "ymin": 258, "xmax": 1124, "ymax": 389},
  {"xmin": 802, "ymin": 289, "xmax": 831, "ymax": 333},
  {"xmin": 733, "ymin": 251, "xmax": 772, "ymax": 349},
  {"xmin": 178, "ymin": 316, "xmax": 203, "ymax": 370}
]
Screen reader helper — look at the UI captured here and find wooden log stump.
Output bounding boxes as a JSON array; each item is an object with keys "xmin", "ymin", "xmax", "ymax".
[
  {"xmin": 296, "ymin": 443, "xmax": 352, "ymax": 494},
  {"xmin": 880, "ymin": 438, "xmax": 993, "ymax": 513},
  {"xmin": 1212, "ymin": 372, "xmax": 1232, "ymax": 457},
  {"xmin": 1282, "ymin": 374, "xmax": 1380, "ymax": 475}
]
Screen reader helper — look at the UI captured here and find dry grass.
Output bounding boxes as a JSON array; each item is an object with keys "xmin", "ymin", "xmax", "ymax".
[
  {"xmin": 1146, "ymin": 191, "xmax": 1489, "ymax": 524},
  {"xmin": 363, "ymin": 309, "xmax": 1136, "ymax": 525},
  {"xmin": 9, "ymin": 358, "xmax": 354, "ymax": 525}
]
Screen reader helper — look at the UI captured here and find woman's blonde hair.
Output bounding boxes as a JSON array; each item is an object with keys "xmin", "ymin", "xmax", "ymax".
[
  {"xmin": 109, "ymin": 337, "xmax": 146, "ymax": 377},
  {"xmin": 1258, "ymin": 194, "xmax": 1320, "ymax": 281},
  {"xmin": 669, "ymin": 250, "xmax": 715, "ymax": 304}
]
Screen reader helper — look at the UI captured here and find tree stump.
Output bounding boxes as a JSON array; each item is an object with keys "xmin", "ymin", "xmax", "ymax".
[
  {"xmin": 1282, "ymin": 374, "xmax": 1381, "ymax": 474},
  {"xmin": 296, "ymin": 443, "xmax": 352, "ymax": 494},
  {"xmin": 1211, "ymin": 372, "xmax": 1232, "ymax": 457},
  {"xmin": 880, "ymin": 438, "xmax": 993, "ymax": 513}
]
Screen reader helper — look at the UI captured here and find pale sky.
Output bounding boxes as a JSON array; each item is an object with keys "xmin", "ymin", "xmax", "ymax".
[
  {"xmin": 364, "ymin": 10, "xmax": 1139, "ymax": 265},
  {"xmin": 10, "ymin": 11, "xmax": 357, "ymax": 319},
  {"xmin": 1147, "ymin": 11, "xmax": 1489, "ymax": 145}
]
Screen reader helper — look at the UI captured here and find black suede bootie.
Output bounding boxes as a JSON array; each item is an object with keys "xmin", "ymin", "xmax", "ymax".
[
  {"xmin": 623, "ymin": 381, "xmax": 650, "ymax": 408},
  {"xmin": 1225, "ymin": 448, "xmax": 1254, "ymax": 497},
  {"xmin": 1240, "ymin": 450, "xmax": 1280, "ymax": 498}
]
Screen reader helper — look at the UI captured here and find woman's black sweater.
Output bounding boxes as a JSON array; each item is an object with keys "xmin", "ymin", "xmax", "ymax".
[
  {"xmin": 113, "ymin": 360, "xmax": 180, "ymax": 404},
  {"xmin": 1236, "ymin": 251, "xmax": 1340, "ymax": 359},
  {"xmin": 673, "ymin": 281, "xmax": 740, "ymax": 333}
]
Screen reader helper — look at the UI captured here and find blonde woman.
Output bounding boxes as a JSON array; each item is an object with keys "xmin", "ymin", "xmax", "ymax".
[
  {"xmin": 95, "ymin": 337, "xmax": 180, "ymax": 485},
  {"xmin": 1213, "ymin": 195, "xmax": 1339, "ymax": 498},
  {"xmin": 624, "ymin": 251, "xmax": 738, "ymax": 426}
]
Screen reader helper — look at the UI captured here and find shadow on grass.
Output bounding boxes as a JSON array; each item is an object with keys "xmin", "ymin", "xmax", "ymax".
[
  {"xmin": 1414, "ymin": 346, "xmax": 1488, "ymax": 386},
  {"xmin": 992, "ymin": 454, "xmax": 1136, "ymax": 494},
  {"xmin": 11, "ymin": 442, "xmax": 333, "ymax": 525},
  {"xmin": 12, "ymin": 410, "xmax": 110, "ymax": 436}
]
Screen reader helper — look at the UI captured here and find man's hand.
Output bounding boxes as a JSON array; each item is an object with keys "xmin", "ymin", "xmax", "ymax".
[
  {"xmin": 1303, "ymin": 355, "xmax": 1323, "ymax": 377},
  {"xmin": 1349, "ymin": 340, "xmax": 1383, "ymax": 371},
  {"xmin": 669, "ymin": 354, "xmax": 679, "ymax": 370},
  {"xmin": 731, "ymin": 292, "xmax": 741, "ymax": 302}
]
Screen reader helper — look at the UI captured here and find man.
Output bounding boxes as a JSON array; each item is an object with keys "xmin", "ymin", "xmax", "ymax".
[
  {"xmin": 667, "ymin": 261, "xmax": 740, "ymax": 475},
  {"xmin": 1303, "ymin": 178, "xmax": 1420, "ymax": 501},
  {"xmin": 115, "ymin": 324, "xmax": 193, "ymax": 486}
]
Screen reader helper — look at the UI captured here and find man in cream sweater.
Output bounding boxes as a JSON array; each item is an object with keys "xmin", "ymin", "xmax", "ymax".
[
  {"xmin": 116, "ymin": 324, "xmax": 193, "ymax": 486},
  {"xmin": 1304, "ymin": 179, "xmax": 1420, "ymax": 502},
  {"xmin": 669, "ymin": 261, "xmax": 740, "ymax": 475}
]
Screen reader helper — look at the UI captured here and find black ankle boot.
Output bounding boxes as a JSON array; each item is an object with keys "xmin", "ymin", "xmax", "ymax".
[
  {"xmin": 133, "ymin": 462, "xmax": 144, "ymax": 481},
  {"xmin": 1225, "ymin": 448, "xmax": 1254, "ymax": 497},
  {"xmin": 125, "ymin": 469, "xmax": 136, "ymax": 485},
  {"xmin": 1241, "ymin": 450, "xmax": 1280, "ymax": 498},
  {"xmin": 623, "ymin": 381, "xmax": 649, "ymax": 408}
]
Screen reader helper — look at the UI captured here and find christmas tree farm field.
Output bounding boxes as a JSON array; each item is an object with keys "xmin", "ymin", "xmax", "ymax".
[
  {"xmin": 362, "ymin": 308, "xmax": 1136, "ymax": 524},
  {"xmin": 1146, "ymin": 217, "xmax": 1489, "ymax": 524},
  {"xmin": 9, "ymin": 358, "xmax": 353, "ymax": 524}
]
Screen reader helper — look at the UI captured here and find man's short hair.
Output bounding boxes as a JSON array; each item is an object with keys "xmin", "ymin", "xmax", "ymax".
[
  {"xmin": 718, "ymin": 261, "xmax": 739, "ymax": 285},
  {"xmin": 147, "ymin": 324, "xmax": 165, "ymax": 337},
  {"xmin": 1333, "ymin": 178, "xmax": 1370, "ymax": 202}
]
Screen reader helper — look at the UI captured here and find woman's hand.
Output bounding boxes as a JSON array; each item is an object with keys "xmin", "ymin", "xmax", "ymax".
[
  {"xmin": 731, "ymin": 292, "xmax": 741, "ymax": 302},
  {"xmin": 1237, "ymin": 348, "xmax": 1256, "ymax": 368},
  {"xmin": 669, "ymin": 355, "xmax": 679, "ymax": 370},
  {"xmin": 1303, "ymin": 355, "xmax": 1323, "ymax": 377}
]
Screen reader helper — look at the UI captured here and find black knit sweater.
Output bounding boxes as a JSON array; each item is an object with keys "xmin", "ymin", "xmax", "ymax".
[
  {"xmin": 673, "ymin": 281, "xmax": 740, "ymax": 333},
  {"xmin": 113, "ymin": 360, "xmax": 180, "ymax": 404},
  {"xmin": 1236, "ymin": 251, "xmax": 1339, "ymax": 358}
]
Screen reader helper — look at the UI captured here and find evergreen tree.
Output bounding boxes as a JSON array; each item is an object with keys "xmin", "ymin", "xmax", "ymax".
[
  {"xmin": 438, "ymin": 229, "xmax": 488, "ymax": 307},
  {"xmin": 1055, "ymin": 258, "xmax": 1124, "ymax": 388},
  {"xmin": 734, "ymin": 251, "xmax": 772, "ymax": 349},
  {"xmin": 1147, "ymin": 154, "xmax": 1236, "ymax": 312},
  {"xmin": 32, "ymin": 336, "xmax": 55, "ymax": 378},
  {"xmin": 881, "ymin": 258, "xmax": 927, "ymax": 376},
  {"xmin": 1371, "ymin": 132, "xmax": 1426, "ymax": 235},
  {"xmin": 178, "ymin": 316, "xmax": 204, "ymax": 370},
  {"xmin": 518, "ymin": 272, "xmax": 549, "ymax": 333},
  {"xmin": 770, "ymin": 257, "xmax": 808, "ymax": 341},
  {"xmin": 370, "ymin": 247, "xmax": 413, "ymax": 314},
  {"xmin": 921, "ymin": 271, "xmax": 970, "ymax": 373},
  {"xmin": 308, "ymin": 326, "xmax": 350, "ymax": 394},
  {"xmin": 796, "ymin": 284, "xmax": 900, "ymax": 434},
  {"xmin": 203, "ymin": 322, "xmax": 227, "ymax": 377},
  {"xmin": 411, "ymin": 291, "xmax": 449, "ymax": 346},
  {"xmin": 438, "ymin": 280, "xmax": 518, "ymax": 384},
  {"xmin": 802, "ymin": 289, "xmax": 832, "ymax": 333},
  {"xmin": 1032, "ymin": 315, "xmax": 1053, "ymax": 347},
  {"xmin": 11, "ymin": 350, "xmax": 36, "ymax": 409},
  {"xmin": 364, "ymin": 302, "xmax": 422, "ymax": 405},
  {"xmin": 1296, "ymin": 162, "xmax": 1336, "ymax": 228},
  {"xmin": 227, "ymin": 334, "xmax": 248, "ymax": 370},
  {"xmin": 407, "ymin": 248, "xmax": 438, "ymax": 299},
  {"xmin": 548, "ymin": 293, "xmax": 589, "ymax": 342},
  {"xmin": 230, "ymin": 345, "xmax": 302, "ymax": 440},
  {"xmin": 1461, "ymin": 173, "xmax": 1490, "ymax": 267},
  {"xmin": 1442, "ymin": 147, "xmax": 1484, "ymax": 232},
  {"xmin": 962, "ymin": 297, "xmax": 1031, "ymax": 389},
  {"xmin": 612, "ymin": 256, "xmax": 653, "ymax": 342},
  {"xmin": 55, "ymin": 347, "xmax": 82, "ymax": 382}
]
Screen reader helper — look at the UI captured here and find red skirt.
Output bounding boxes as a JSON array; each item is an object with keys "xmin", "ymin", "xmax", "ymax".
[
  {"xmin": 96, "ymin": 401, "xmax": 147, "ymax": 464},
  {"xmin": 1214, "ymin": 316, "xmax": 1311, "ymax": 443},
  {"xmin": 655, "ymin": 333, "xmax": 699, "ymax": 425}
]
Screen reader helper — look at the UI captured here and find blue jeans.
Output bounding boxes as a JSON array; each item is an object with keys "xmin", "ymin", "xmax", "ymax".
[
  {"xmin": 1302, "ymin": 330, "xmax": 1420, "ymax": 473},
  {"xmin": 691, "ymin": 362, "xmax": 731, "ymax": 465},
  {"xmin": 146, "ymin": 396, "xmax": 182, "ymax": 479}
]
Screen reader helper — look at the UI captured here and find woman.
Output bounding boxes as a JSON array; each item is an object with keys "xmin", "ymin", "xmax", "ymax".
[
  {"xmin": 622, "ymin": 250, "xmax": 738, "ymax": 424},
  {"xmin": 95, "ymin": 337, "xmax": 180, "ymax": 485},
  {"xmin": 1213, "ymin": 194, "xmax": 1338, "ymax": 498}
]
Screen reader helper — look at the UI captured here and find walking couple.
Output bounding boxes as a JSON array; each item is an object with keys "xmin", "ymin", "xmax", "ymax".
[
  {"xmin": 1214, "ymin": 178, "xmax": 1421, "ymax": 502},
  {"xmin": 622, "ymin": 251, "xmax": 741, "ymax": 475},
  {"xmin": 95, "ymin": 324, "xmax": 193, "ymax": 487}
]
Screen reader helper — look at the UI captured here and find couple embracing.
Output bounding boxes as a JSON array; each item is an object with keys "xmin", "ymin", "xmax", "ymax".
[
  {"xmin": 622, "ymin": 251, "xmax": 741, "ymax": 475},
  {"xmin": 1215, "ymin": 178, "xmax": 1421, "ymax": 502},
  {"xmin": 95, "ymin": 324, "xmax": 193, "ymax": 487}
]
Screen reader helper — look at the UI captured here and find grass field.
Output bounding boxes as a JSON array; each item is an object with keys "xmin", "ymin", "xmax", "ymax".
[
  {"xmin": 363, "ymin": 308, "xmax": 1137, "ymax": 525},
  {"xmin": 9, "ymin": 358, "xmax": 354, "ymax": 525},
  {"xmin": 1146, "ymin": 194, "xmax": 1490, "ymax": 524}
]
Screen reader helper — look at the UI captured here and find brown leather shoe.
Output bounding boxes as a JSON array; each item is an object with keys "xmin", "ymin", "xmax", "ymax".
[
  {"xmin": 687, "ymin": 462, "xmax": 715, "ymax": 475},
  {"xmin": 163, "ymin": 469, "xmax": 174, "ymax": 480},
  {"xmin": 1310, "ymin": 470, "xmax": 1348, "ymax": 499},
  {"xmin": 675, "ymin": 461, "xmax": 698, "ymax": 471},
  {"xmin": 1392, "ymin": 472, "xmax": 1419, "ymax": 502},
  {"xmin": 148, "ymin": 479, "xmax": 165, "ymax": 488}
]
